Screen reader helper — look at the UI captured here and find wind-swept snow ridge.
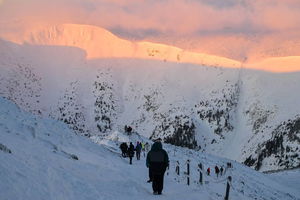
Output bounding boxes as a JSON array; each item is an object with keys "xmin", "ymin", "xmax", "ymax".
[
  {"xmin": 0, "ymin": 97, "xmax": 299, "ymax": 200},
  {"xmin": 1, "ymin": 24, "xmax": 241, "ymax": 68}
]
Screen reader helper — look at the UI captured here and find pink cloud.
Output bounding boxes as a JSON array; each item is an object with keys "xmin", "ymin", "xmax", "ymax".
[{"xmin": 0, "ymin": 0, "xmax": 299, "ymax": 38}]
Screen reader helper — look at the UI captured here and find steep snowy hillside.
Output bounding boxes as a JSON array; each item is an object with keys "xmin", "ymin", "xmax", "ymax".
[
  {"xmin": 1, "ymin": 96, "xmax": 299, "ymax": 200},
  {"xmin": 0, "ymin": 24, "xmax": 300, "ymax": 172}
]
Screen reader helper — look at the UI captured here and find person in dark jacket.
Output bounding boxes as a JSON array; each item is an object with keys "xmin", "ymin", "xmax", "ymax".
[
  {"xmin": 207, "ymin": 167, "xmax": 210, "ymax": 176},
  {"xmin": 220, "ymin": 166, "xmax": 224, "ymax": 176},
  {"xmin": 146, "ymin": 141, "xmax": 169, "ymax": 195},
  {"xmin": 215, "ymin": 166, "xmax": 220, "ymax": 178},
  {"xmin": 128, "ymin": 142, "xmax": 135, "ymax": 165},
  {"xmin": 135, "ymin": 141, "xmax": 142, "ymax": 160},
  {"xmin": 119, "ymin": 142, "xmax": 128, "ymax": 157}
]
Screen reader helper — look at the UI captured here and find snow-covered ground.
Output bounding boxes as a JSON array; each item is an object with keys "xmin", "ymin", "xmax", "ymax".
[{"xmin": 1, "ymin": 97, "xmax": 299, "ymax": 200}]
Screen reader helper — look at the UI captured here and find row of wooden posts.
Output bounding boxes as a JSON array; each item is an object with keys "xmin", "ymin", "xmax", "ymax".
[{"xmin": 175, "ymin": 160, "xmax": 232, "ymax": 200}]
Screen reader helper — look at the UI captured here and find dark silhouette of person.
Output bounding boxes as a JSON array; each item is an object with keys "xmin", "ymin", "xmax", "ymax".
[
  {"xmin": 135, "ymin": 141, "xmax": 142, "ymax": 160},
  {"xmin": 146, "ymin": 141, "xmax": 169, "ymax": 195},
  {"xmin": 127, "ymin": 126, "xmax": 132, "ymax": 134},
  {"xmin": 128, "ymin": 142, "xmax": 135, "ymax": 165},
  {"xmin": 215, "ymin": 166, "xmax": 220, "ymax": 178},
  {"xmin": 207, "ymin": 167, "xmax": 210, "ymax": 176},
  {"xmin": 220, "ymin": 166, "xmax": 224, "ymax": 176},
  {"xmin": 119, "ymin": 142, "xmax": 128, "ymax": 157}
]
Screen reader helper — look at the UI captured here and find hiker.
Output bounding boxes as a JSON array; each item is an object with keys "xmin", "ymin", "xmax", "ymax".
[
  {"xmin": 128, "ymin": 142, "xmax": 135, "ymax": 165},
  {"xmin": 141, "ymin": 142, "xmax": 145, "ymax": 157},
  {"xmin": 144, "ymin": 142, "xmax": 150, "ymax": 153},
  {"xmin": 220, "ymin": 166, "xmax": 224, "ymax": 176},
  {"xmin": 215, "ymin": 166, "xmax": 220, "ymax": 178},
  {"xmin": 127, "ymin": 126, "xmax": 132, "ymax": 134},
  {"xmin": 146, "ymin": 141, "xmax": 169, "ymax": 195},
  {"xmin": 135, "ymin": 141, "xmax": 142, "ymax": 160},
  {"xmin": 207, "ymin": 167, "xmax": 210, "ymax": 176},
  {"xmin": 227, "ymin": 162, "xmax": 232, "ymax": 168},
  {"xmin": 119, "ymin": 142, "xmax": 128, "ymax": 157}
]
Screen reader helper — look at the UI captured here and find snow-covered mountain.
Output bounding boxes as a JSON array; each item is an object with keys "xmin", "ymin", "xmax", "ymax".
[
  {"xmin": 1, "ymin": 96, "xmax": 299, "ymax": 200},
  {"xmin": 0, "ymin": 24, "xmax": 240, "ymax": 68},
  {"xmin": 0, "ymin": 24, "xmax": 299, "ymax": 172}
]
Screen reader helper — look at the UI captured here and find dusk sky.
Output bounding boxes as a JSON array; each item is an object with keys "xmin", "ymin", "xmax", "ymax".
[
  {"xmin": 0, "ymin": 0, "xmax": 300, "ymax": 63},
  {"xmin": 1, "ymin": 0, "xmax": 300, "ymax": 38}
]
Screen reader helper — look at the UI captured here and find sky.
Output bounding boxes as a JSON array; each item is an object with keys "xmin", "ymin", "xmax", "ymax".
[
  {"xmin": 1, "ymin": 0, "xmax": 300, "ymax": 38},
  {"xmin": 0, "ymin": 0, "xmax": 300, "ymax": 61}
]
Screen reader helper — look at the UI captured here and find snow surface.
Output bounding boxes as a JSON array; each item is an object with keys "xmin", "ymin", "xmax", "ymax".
[{"xmin": 1, "ymin": 97, "xmax": 299, "ymax": 200}]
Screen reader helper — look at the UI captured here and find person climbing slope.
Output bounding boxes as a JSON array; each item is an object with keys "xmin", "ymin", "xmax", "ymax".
[
  {"xmin": 135, "ymin": 141, "xmax": 142, "ymax": 160},
  {"xmin": 128, "ymin": 142, "xmax": 135, "ymax": 165},
  {"xmin": 146, "ymin": 141, "xmax": 169, "ymax": 195}
]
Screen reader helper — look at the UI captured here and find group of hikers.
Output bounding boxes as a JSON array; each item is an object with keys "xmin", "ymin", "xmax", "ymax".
[
  {"xmin": 119, "ymin": 141, "xmax": 151, "ymax": 163},
  {"xmin": 206, "ymin": 162, "xmax": 232, "ymax": 177},
  {"xmin": 119, "ymin": 139, "xmax": 169, "ymax": 195},
  {"xmin": 206, "ymin": 165, "xmax": 224, "ymax": 177},
  {"xmin": 119, "ymin": 136, "xmax": 233, "ymax": 195}
]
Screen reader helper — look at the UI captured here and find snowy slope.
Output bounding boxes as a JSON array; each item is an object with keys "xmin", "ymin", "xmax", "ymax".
[
  {"xmin": 0, "ymin": 24, "xmax": 240, "ymax": 68},
  {"xmin": 0, "ymin": 96, "xmax": 299, "ymax": 200},
  {"xmin": 0, "ymin": 24, "xmax": 300, "ymax": 172}
]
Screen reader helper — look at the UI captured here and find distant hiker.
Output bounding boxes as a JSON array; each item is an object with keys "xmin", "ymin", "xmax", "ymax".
[
  {"xmin": 207, "ymin": 167, "xmax": 210, "ymax": 176},
  {"xmin": 128, "ymin": 142, "xmax": 135, "ymax": 165},
  {"xmin": 124, "ymin": 125, "xmax": 128, "ymax": 133},
  {"xmin": 127, "ymin": 126, "xmax": 132, "ymax": 134},
  {"xmin": 141, "ymin": 142, "xmax": 146, "ymax": 157},
  {"xmin": 215, "ymin": 166, "xmax": 220, "ymax": 178},
  {"xmin": 227, "ymin": 162, "xmax": 232, "ymax": 168},
  {"xmin": 144, "ymin": 142, "xmax": 150, "ymax": 153},
  {"xmin": 146, "ymin": 141, "xmax": 169, "ymax": 195},
  {"xmin": 135, "ymin": 141, "xmax": 142, "ymax": 160},
  {"xmin": 220, "ymin": 166, "xmax": 224, "ymax": 176},
  {"xmin": 119, "ymin": 142, "xmax": 128, "ymax": 157}
]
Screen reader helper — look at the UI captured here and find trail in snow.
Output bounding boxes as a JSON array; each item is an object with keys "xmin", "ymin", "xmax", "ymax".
[{"xmin": 1, "ymin": 97, "xmax": 300, "ymax": 200}]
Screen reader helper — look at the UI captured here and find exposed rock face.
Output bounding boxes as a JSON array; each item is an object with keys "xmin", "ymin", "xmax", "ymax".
[
  {"xmin": 151, "ymin": 113, "xmax": 198, "ymax": 149},
  {"xmin": 195, "ymin": 83, "xmax": 239, "ymax": 137},
  {"xmin": 245, "ymin": 102, "xmax": 275, "ymax": 135},
  {"xmin": 0, "ymin": 64, "xmax": 42, "ymax": 115},
  {"xmin": 50, "ymin": 81, "xmax": 89, "ymax": 136},
  {"xmin": 92, "ymin": 70, "xmax": 118, "ymax": 138},
  {"xmin": 244, "ymin": 116, "xmax": 300, "ymax": 171}
]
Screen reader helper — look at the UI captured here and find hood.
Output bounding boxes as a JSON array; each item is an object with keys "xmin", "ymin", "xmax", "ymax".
[{"xmin": 151, "ymin": 142, "xmax": 162, "ymax": 151}]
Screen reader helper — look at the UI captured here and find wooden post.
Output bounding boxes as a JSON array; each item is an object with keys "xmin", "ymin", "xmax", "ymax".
[
  {"xmin": 176, "ymin": 161, "xmax": 180, "ymax": 175},
  {"xmin": 198, "ymin": 163, "xmax": 203, "ymax": 185},
  {"xmin": 224, "ymin": 176, "xmax": 232, "ymax": 200},
  {"xmin": 187, "ymin": 160, "xmax": 190, "ymax": 186}
]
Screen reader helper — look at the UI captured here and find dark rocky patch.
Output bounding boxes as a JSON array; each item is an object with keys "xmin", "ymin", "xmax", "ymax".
[
  {"xmin": 0, "ymin": 143, "xmax": 12, "ymax": 154},
  {"xmin": 244, "ymin": 115, "xmax": 300, "ymax": 171},
  {"xmin": 151, "ymin": 114, "xmax": 198, "ymax": 149}
]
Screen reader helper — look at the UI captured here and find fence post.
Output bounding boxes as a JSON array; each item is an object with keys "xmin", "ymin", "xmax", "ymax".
[
  {"xmin": 198, "ymin": 163, "xmax": 203, "ymax": 185},
  {"xmin": 187, "ymin": 159, "xmax": 190, "ymax": 186},
  {"xmin": 224, "ymin": 176, "xmax": 232, "ymax": 200},
  {"xmin": 176, "ymin": 161, "xmax": 180, "ymax": 176}
]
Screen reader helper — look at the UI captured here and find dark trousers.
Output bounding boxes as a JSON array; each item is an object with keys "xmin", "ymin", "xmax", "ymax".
[
  {"xmin": 129, "ymin": 156, "xmax": 133, "ymax": 164},
  {"xmin": 149, "ymin": 168, "xmax": 152, "ymax": 181},
  {"xmin": 136, "ymin": 151, "xmax": 141, "ymax": 160},
  {"xmin": 152, "ymin": 173, "xmax": 165, "ymax": 193}
]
